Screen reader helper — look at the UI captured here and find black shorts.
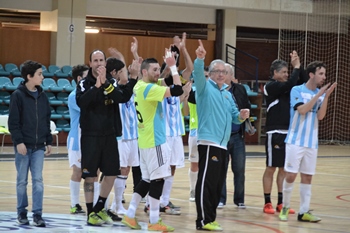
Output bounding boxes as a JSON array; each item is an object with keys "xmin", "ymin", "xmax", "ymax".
[
  {"xmin": 265, "ymin": 132, "xmax": 287, "ymax": 167},
  {"xmin": 81, "ymin": 134, "xmax": 120, "ymax": 178}
]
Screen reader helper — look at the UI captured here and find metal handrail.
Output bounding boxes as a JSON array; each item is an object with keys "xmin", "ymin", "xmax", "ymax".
[{"xmin": 225, "ymin": 44, "xmax": 259, "ymax": 91}]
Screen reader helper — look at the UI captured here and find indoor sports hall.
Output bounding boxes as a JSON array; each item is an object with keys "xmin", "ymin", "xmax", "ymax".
[{"xmin": 0, "ymin": 0, "xmax": 349, "ymax": 232}]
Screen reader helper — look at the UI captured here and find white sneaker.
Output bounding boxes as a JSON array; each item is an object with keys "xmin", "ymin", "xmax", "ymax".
[
  {"xmin": 117, "ymin": 205, "xmax": 127, "ymax": 215},
  {"xmin": 217, "ymin": 202, "xmax": 225, "ymax": 209},
  {"xmin": 237, "ymin": 203, "xmax": 246, "ymax": 209},
  {"xmin": 189, "ymin": 190, "xmax": 195, "ymax": 202}
]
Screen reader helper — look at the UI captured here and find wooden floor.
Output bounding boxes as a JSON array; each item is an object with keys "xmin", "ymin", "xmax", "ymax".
[{"xmin": 0, "ymin": 145, "xmax": 349, "ymax": 232}]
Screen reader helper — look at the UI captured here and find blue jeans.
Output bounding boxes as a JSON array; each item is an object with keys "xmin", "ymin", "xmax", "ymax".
[
  {"xmin": 15, "ymin": 147, "xmax": 45, "ymax": 215},
  {"xmin": 220, "ymin": 133, "xmax": 246, "ymax": 205}
]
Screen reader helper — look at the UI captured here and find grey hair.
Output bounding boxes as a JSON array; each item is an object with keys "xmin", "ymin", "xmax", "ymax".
[
  {"xmin": 225, "ymin": 63, "xmax": 234, "ymax": 75},
  {"xmin": 208, "ymin": 59, "xmax": 226, "ymax": 72},
  {"xmin": 270, "ymin": 59, "xmax": 288, "ymax": 77}
]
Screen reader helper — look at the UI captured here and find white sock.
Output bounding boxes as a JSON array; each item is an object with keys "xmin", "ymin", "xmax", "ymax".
[
  {"xmin": 189, "ymin": 169, "xmax": 198, "ymax": 191},
  {"xmin": 282, "ymin": 180, "xmax": 294, "ymax": 208},
  {"xmin": 126, "ymin": 192, "xmax": 142, "ymax": 218},
  {"xmin": 299, "ymin": 183, "xmax": 312, "ymax": 214},
  {"xmin": 160, "ymin": 176, "xmax": 174, "ymax": 207},
  {"xmin": 144, "ymin": 194, "xmax": 149, "ymax": 206},
  {"xmin": 111, "ymin": 176, "xmax": 127, "ymax": 211},
  {"xmin": 93, "ymin": 182, "xmax": 100, "ymax": 206},
  {"xmin": 149, "ymin": 196, "xmax": 160, "ymax": 224},
  {"xmin": 104, "ymin": 193, "xmax": 111, "ymax": 210},
  {"xmin": 70, "ymin": 180, "xmax": 80, "ymax": 207}
]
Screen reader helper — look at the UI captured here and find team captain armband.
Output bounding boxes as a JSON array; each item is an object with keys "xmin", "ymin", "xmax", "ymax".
[{"xmin": 103, "ymin": 83, "xmax": 114, "ymax": 94}]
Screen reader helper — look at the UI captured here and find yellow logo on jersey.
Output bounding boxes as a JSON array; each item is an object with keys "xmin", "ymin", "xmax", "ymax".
[{"xmin": 104, "ymin": 99, "xmax": 114, "ymax": 105}]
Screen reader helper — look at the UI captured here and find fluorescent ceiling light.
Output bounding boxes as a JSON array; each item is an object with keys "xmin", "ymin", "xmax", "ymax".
[{"xmin": 84, "ymin": 28, "xmax": 99, "ymax": 33}]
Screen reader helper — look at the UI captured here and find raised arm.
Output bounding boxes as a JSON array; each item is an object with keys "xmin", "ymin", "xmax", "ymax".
[
  {"xmin": 108, "ymin": 47, "xmax": 129, "ymax": 85},
  {"xmin": 192, "ymin": 40, "xmax": 207, "ymax": 95},
  {"xmin": 163, "ymin": 48, "xmax": 183, "ymax": 98},
  {"xmin": 178, "ymin": 32, "xmax": 193, "ymax": 81},
  {"xmin": 317, "ymin": 82, "xmax": 337, "ymax": 120},
  {"xmin": 265, "ymin": 51, "xmax": 301, "ymax": 96}
]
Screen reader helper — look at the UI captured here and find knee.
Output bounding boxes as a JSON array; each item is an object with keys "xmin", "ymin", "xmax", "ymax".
[
  {"xmin": 285, "ymin": 173, "xmax": 297, "ymax": 183},
  {"xmin": 134, "ymin": 179, "xmax": 150, "ymax": 197},
  {"xmin": 264, "ymin": 167, "xmax": 276, "ymax": 176},
  {"xmin": 190, "ymin": 163, "xmax": 198, "ymax": 172},
  {"xmin": 149, "ymin": 179, "xmax": 164, "ymax": 200},
  {"xmin": 300, "ymin": 174, "xmax": 312, "ymax": 184}
]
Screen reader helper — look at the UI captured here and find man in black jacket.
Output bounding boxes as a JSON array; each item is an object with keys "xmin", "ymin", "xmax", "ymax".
[
  {"xmin": 76, "ymin": 49, "xmax": 137, "ymax": 226},
  {"xmin": 262, "ymin": 51, "xmax": 308, "ymax": 215},
  {"xmin": 218, "ymin": 63, "xmax": 252, "ymax": 209},
  {"xmin": 9, "ymin": 60, "xmax": 52, "ymax": 227}
]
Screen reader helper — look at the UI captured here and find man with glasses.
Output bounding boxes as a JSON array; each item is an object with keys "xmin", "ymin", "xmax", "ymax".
[{"xmin": 193, "ymin": 41, "xmax": 250, "ymax": 231}]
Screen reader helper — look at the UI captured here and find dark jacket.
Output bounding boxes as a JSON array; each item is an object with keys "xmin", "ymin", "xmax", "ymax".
[
  {"xmin": 228, "ymin": 82, "xmax": 251, "ymax": 136},
  {"xmin": 8, "ymin": 82, "xmax": 52, "ymax": 148},
  {"xmin": 76, "ymin": 68, "xmax": 136, "ymax": 137},
  {"xmin": 264, "ymin": 67, "xmax": 308, "ymax": 131}
]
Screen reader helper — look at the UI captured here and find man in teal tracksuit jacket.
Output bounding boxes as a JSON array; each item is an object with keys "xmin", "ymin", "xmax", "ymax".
[{"xmin": 193, "ymin": 41, "xmax": 250, "ymax": 231}]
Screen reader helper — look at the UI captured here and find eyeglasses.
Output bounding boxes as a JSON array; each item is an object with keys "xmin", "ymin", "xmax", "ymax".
[{"xmin": 210, "ymin": 70, "xmax": 228, "ymax": 75}]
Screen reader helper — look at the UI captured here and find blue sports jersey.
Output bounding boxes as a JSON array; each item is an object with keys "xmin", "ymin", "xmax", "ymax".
[
  {"xmin": 119, "ymin": 94, "xmax": 138, "ymax": 140},
  {"xmin": 285, "ymin": 84, "xmax": 325, "ymax": 149},
  {"xmin": 67, "ymin": 89, "xmax": 80, "ymax": 151},
  {"xmin": 162, "ymin": 96, "xmax": 185, "ymax": 137}
]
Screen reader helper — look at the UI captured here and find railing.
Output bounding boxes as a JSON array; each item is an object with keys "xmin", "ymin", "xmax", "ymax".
[{"xmin": 225, "ymin": 44, "xmax": 259, "ymax": 92}]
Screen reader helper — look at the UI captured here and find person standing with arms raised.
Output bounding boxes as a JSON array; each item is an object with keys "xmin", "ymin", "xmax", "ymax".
[{"xmin": 193, "ymin": 41, "xmax": 250, "ymax": 231}]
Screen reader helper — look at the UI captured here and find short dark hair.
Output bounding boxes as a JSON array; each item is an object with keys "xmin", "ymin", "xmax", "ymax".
[
  {"xmin": 21, "ymin": 60, "xmax": 42, "ymax": 83},
  {"xmin": 106, "ymin": 57, "xmax": 125, "ymax": 73},
  {"xmin": 89, "ymin": 49, "xmax": 106, "ymax": 61},
  {"xmin": 306, "ymin": 61, "xmax": 326, "ymax": 76},
  {"xmin": 141, "ymin": 58, "xmax": 158, "ymax": 72},
  {"xmin": 270, "ymin": 59, "xmax": 288, "ymax": 77},
  {"xmin": 71, "ymin": 64, "xmax": 89, "ymax": 83}
]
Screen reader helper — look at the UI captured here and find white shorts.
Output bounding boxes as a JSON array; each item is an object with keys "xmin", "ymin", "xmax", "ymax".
[
  {"xmin": 118, "ymin": 139, "xmax": 140, "ymax": 167},
  {"xmin": 68, "ymin": 149, "xmax": 82, "ymax": 168},
  {"xmin": 67, "ymin": 136, "xmax": 81, "ymax": 168},
  {"xmin": 139, "ymin": 143, "xmax": 171, "ymax": 181},
  {"xmin": 285, "ymin": 143, "xmax": 318, "ymax": 175},
  {"xmin": 188, "ymin": 135, "xmax": 198, "ymax": 163},
  {"xmin": 166, "ymin": 136, "xmax": 185, "ymax": 168}
]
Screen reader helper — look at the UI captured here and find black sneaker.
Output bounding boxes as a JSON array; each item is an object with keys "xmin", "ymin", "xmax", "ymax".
[
  {"xmin": 17, "ymin": 212, "xmax": 29, "ymax": 225},
  {"xmin": 167, "ymin": 201, "xmax": 180, "ymax": 209},
  {"xmin": 144, "ymin": 205, "xmax": 149, "ymax": 214},
  {"xmin": 160, "ymin": 203, "xmax": 181, "ymax": 215},
  {"xmin": 107, "ymin": 209, "xmax": 122, "ymax": 222},
  {"xmin": 33, "ymin": 214, "xmax": 46, "ymax": 227},
  {"xmin": 70, "ymin": 204, "xmax": 86, "ymax": 214}
]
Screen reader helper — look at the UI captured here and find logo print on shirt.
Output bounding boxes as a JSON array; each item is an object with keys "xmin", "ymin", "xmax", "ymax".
[
  {"xmin": 211, "ymin": 156, "xmax": 218, "ymax": 162},
  {"xmin": 82, "ymin": 168, "xmax": 89, "ymax": 174}
]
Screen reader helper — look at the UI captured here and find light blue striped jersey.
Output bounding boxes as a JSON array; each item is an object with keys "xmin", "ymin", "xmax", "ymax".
[
  {"xmin": 119, "ymin": 94, "xmax": 138, "ymax": 140},
  {"xmin": 67, "ymin": 89, "xmax": 80, "ymax": 151},
  {"xmin": 285, "ymin": 84, "xmax": 325, "ymax": 149},
  {"xmin": 162, "ymin": 96, "xmax": 185, "ymax": 137}
]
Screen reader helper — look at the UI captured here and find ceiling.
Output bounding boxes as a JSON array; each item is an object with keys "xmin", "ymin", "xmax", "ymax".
[
  {"xmin": 0, "ymin": 9, "xmax": 211, "ymax": 39},
  {"xmin": 0, "ymin": 9, "xmax": 281, "ymax": 40}
]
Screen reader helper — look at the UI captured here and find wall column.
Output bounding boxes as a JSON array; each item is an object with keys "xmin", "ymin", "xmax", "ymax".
[
  {"xmin": 223, "ymin": 9, "xmax": 237, "ymax": 62},
  {"xmin": 40, "ymin": 0, "xmax": 86, "ymax": 66}
]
